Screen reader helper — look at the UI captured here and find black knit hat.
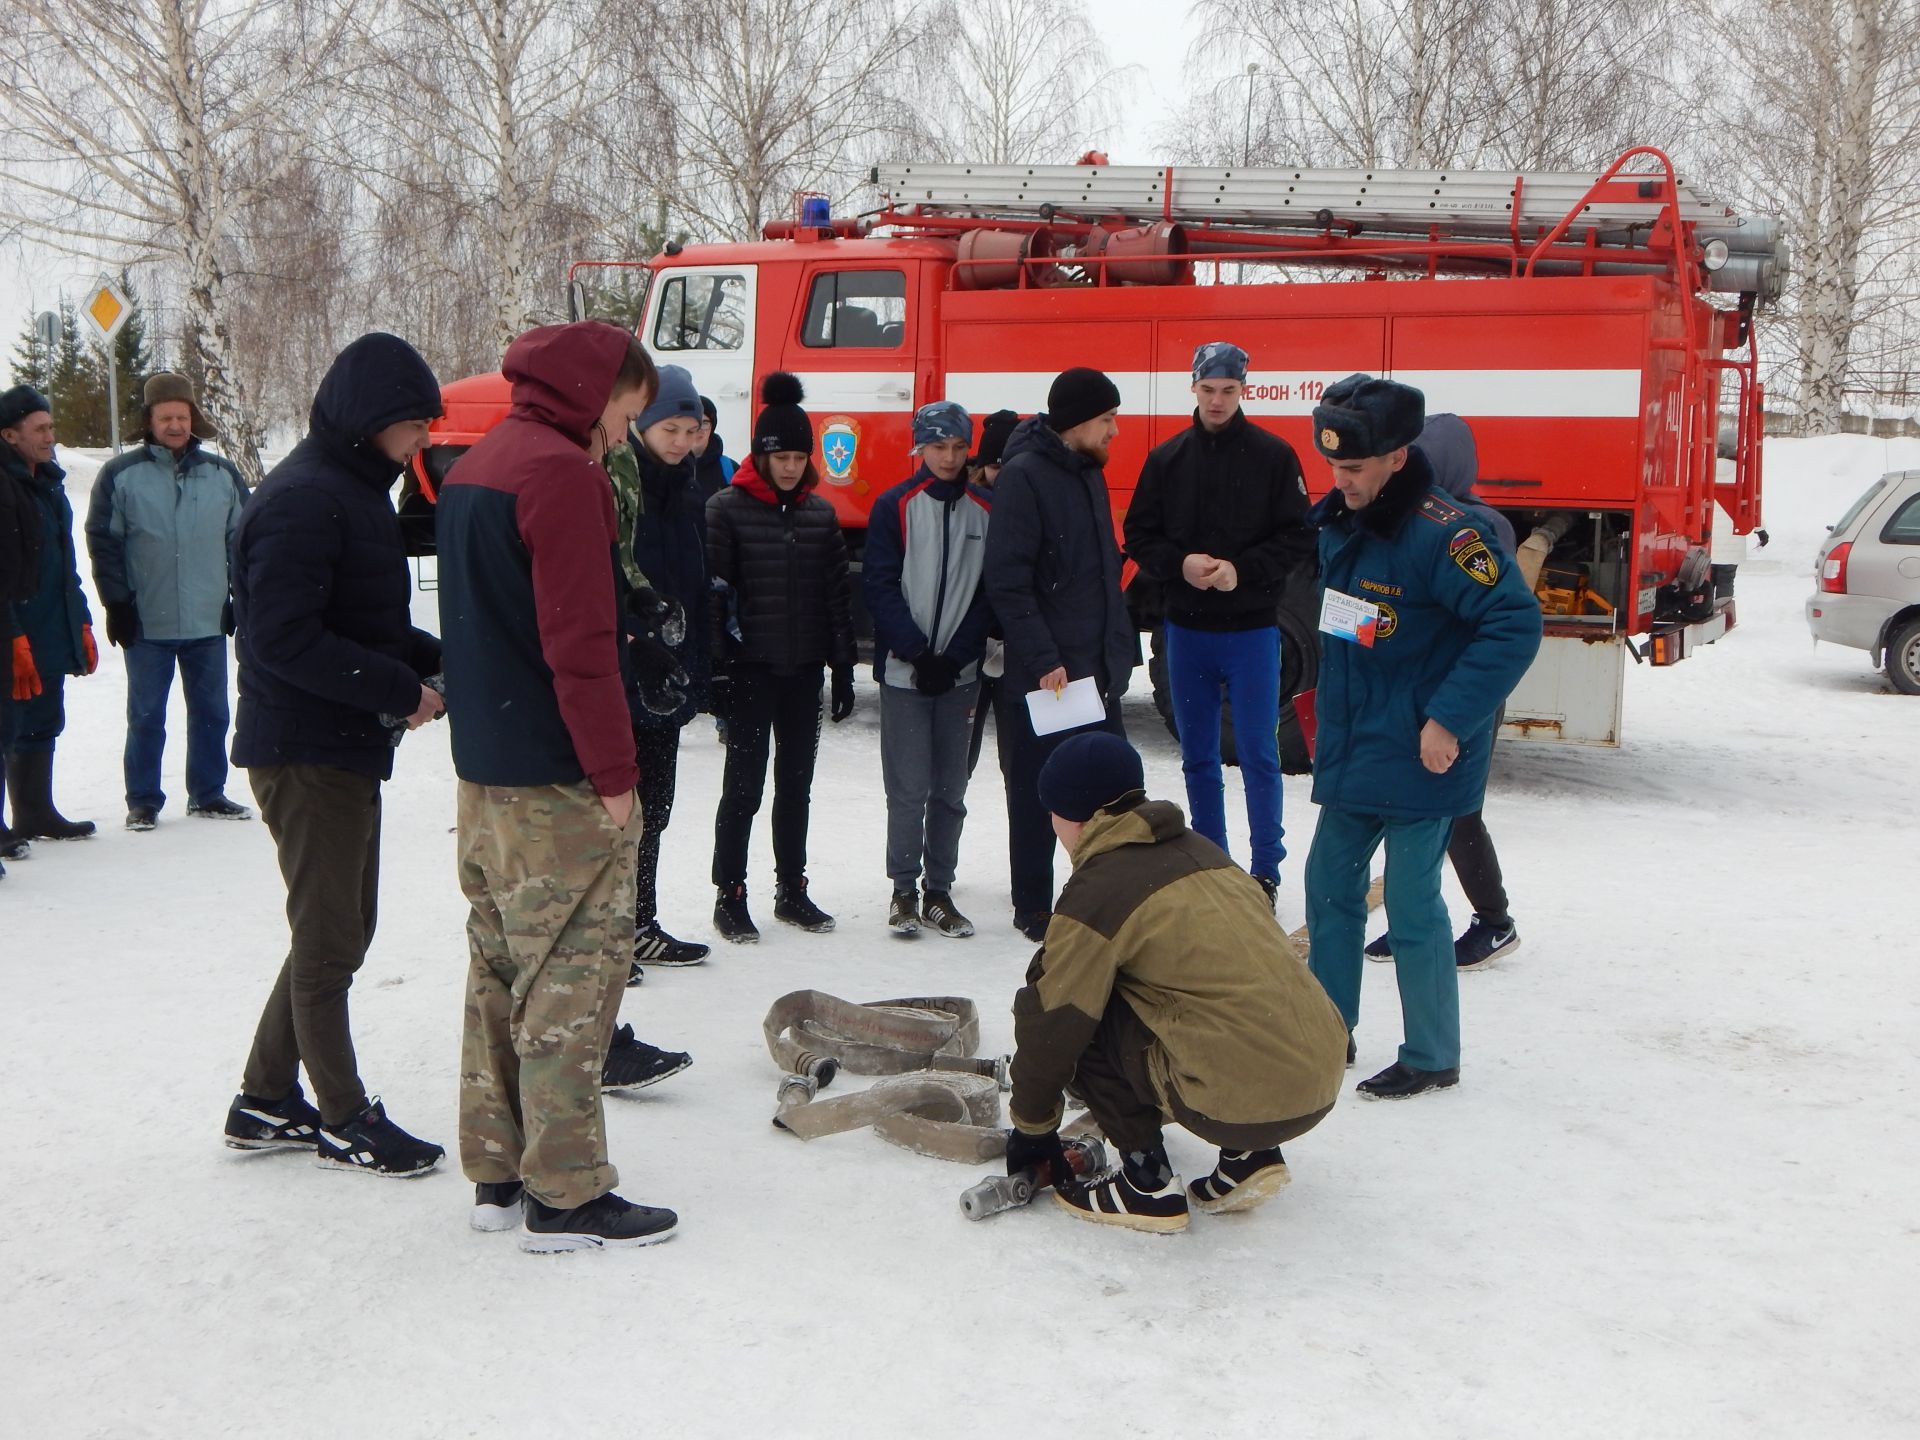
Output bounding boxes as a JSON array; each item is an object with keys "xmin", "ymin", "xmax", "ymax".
[
  {"xmin": 0, "ymin": 385, "xmax": 52, "ymax": 431},
  {"xmin": 1046, "ymin": 368, "xmax": 1121, "ymax": 434},
  {"xmin": 1312, "ymin": 374, "xmax": 1425, "ymax": 459},
  {"xmin": 974, "ymin": 409, "xmax": 1018, "ymax": 468},
  {"xmin": 752, "ymin": 372, "xmax": 812, "ymax": 456},
  {"xmin": 1038, "ymin": 732, "xmax": 1146, "ymax": 822}
]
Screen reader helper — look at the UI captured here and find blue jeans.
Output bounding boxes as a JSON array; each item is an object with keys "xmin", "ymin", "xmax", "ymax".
[
  {"xmin": 124, "ymin": 637, "xmax": 231, "ymax": 811},
  {"xmin": 1165, "ymin": 622, "xmax": 1284, "ymax": 879},
  {"xmin": 1305, "ymin": 807, "xmax": 1460, "ymax": 1071}
]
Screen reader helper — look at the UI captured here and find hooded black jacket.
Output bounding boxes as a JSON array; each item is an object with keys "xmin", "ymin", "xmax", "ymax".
[
  {"xmin": 982, "ymin": 416, "xmax": 1136, "ymax": 697},
  {"xmin": 230, "ymin": 334, "xmax": 443, "ymax": 780},
  {"xmin": 705, "ymin": 457, "xmax": 854, "ymax": 675},
  {"xmin": 1124, "ymin": 408, "xmax": 1316, "ymax": 631}
]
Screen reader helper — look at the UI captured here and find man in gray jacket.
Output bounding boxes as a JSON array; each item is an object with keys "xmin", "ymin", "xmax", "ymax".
[{"xmin": 85, "ymin": 373, "xmax": 252, "ymax": 830}]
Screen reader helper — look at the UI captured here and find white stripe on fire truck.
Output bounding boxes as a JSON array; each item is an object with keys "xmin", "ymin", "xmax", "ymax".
[{"xmin": 943, "ymin": 370, "xmax": 1644, "ymax": 420}]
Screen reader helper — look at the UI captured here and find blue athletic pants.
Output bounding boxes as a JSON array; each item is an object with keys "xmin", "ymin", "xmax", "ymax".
[{"xmin": 1164, "ymin": 621, "xmax": 1284, "ymax": 879}]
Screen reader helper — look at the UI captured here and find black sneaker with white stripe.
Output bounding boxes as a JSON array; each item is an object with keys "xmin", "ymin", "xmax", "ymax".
[
  {"xmin": 601, "ymin": 1024, "xmax": 693, "ymax": 1091},
  {"xmin": 520, "ymin": 1191, "xmax": 678, "ymax": 1253},
  {"xmin": 314, "ymin": 1099, "xmax": 444, "ymax": 1177},
  {"xmin": 1188, "ymin": 1147, "xmax": 1291, "ymax": 1214},
  {"xmin": 1053, "ymin": 1150, "xmax": 1190, "ymax": 1233},
  {"xmin": 920, "ymin": 889, "xmax": 974, "ymax": 938},
  {"xmin": 1455, "ymin": 913, "xmax": 1520, "ymax": 969},
  {"xmin": 224, "ymin": 1085, "xmax": 323, "ymax": 1151},
  {"xmin": 633, "ymin": 922, "xmax": 710, "ymax": 968},
  {"xmin": 472, "ymin": 1181, "xmax": 525, "ymax": 1232}
]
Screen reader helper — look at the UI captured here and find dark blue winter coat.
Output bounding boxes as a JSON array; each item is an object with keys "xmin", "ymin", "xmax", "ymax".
[
  {"xmin": 1415, "ymin": 413, "xmax": 1517, "ymax": 557},
  {"xmin": 982, "ymin": 416, "xmax": 1136, "ymax": 698},
  {"xmin": 1308, "ymin": 449, "xmax": 1541, "ymax": 819},
  {"xmin": 865, "ymin": 465, "xmax": 994, "ymax": 687},
  {"xmin": 3, "ymin": 447, "xmax": 90, "ymax": 673},
  {"xmin": 627, "ymin": 441, "xmax": 712, "ymax": 728},
  {"xmin": 230, "ymin": 335, "xmax": 443, "ymax": 780}
]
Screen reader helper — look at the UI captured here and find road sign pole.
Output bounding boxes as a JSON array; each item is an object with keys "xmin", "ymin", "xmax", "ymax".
[{"xmin": 105, "ymin": 344, "xmax": 120, "ymax": 453}]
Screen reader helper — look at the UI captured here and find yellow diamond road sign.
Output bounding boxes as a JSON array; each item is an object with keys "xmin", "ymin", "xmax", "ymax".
[{"xmin": 83, "ymin": 278, "xmax": 130, "ymax": 343}]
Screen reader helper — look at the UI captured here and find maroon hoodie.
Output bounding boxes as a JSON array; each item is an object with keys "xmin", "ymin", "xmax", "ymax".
[{"xmin": 437, "ymin": 322, "xmax": 639, "ymax": 797}]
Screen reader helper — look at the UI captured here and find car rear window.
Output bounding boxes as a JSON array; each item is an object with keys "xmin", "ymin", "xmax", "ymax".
[
  {"xmin": 1830, "ymin": 476, "xmax": 1890, "ymax": 538},
  {"xmin": 1882, "ymin": 491, "xmax": 1920, "ymax": 545}
]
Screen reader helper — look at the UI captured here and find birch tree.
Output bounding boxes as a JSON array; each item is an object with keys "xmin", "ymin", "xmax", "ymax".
[
  {"xmin": 1694, "ymin": 0, "xmax": 1920, "ymax": 432},
  {"xmin": 635, "ymin": 0, "xmax": 928, "ymax": 238},
  {"xmin": 0, "ymin": 0, "xmax": 361, "ymax": 484},
  {"xmin": 911, "ymin": 0, "xmax": 1134, "ymax": 165}
]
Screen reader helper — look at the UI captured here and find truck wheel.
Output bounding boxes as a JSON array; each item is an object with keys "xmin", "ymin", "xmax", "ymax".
[{"xmin": 1887, "ymin": 617, "xmax": 1920, "ymax": 695}]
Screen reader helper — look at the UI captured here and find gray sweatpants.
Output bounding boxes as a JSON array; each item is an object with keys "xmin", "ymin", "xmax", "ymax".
[{"xmin": 880, "ymin": 680, "xmax": 978, "ymax": 892}]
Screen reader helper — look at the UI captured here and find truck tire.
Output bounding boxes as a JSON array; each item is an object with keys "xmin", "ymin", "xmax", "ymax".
[
  {"xmin": 1887, "ymin": 616, "xmax": 1920, "ymax": 695},
  {"xmin": 1146, "ymin": 614, "xmax": 1318, "ymax": 776}
]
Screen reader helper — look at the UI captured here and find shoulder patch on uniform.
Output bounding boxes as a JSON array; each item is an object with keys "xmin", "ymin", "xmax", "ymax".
[
  {"xmin": 1449, "ymin": 526, "xmax": 1499, "ymax": 585},
  {"xmin": 1418, "ymin": 494, "xmax": 1464, "ymax": 526}
]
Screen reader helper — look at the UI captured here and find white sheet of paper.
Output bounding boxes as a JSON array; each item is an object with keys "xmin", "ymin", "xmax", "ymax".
[{"xmin": 1024, "ymin": 676, "xmax": 1106, "ymax": 736}]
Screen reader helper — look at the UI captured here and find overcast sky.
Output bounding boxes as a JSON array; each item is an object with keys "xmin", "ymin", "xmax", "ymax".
[{"xmin": 0, "ymin": 0, "xmax": 1198, "ymax": 388}]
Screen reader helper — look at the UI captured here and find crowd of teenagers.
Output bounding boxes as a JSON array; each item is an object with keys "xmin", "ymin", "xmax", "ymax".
[{"xmin": 0, "ymin": 323, "xmax": 1540, "ymax": 1244}]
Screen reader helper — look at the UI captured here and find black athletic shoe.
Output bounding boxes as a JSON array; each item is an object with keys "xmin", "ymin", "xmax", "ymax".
[
  {"xmin": 633, "ymin": 923, "xmax": 710, "ymax": 967},
  {"xmin": 1054, "ymin": 1167, "xmax": 1191, "ymax": 1233},
  {"xmin": 1356, "ymin": 1062, "xmax": 1460, "ymax": 1100},
  {"xmin": 889, "ymin": 890, "xmax": 921, "ymax": 935},
  {"xmin": 125, "ymin": 807, "xmax": 158, "ymax": 832},
  {"xmin": 314, "ymin": 1099, "xmax": 445, "ymax": 1176},
  {"xmin": 774, "ymin": 878, "xmax": 835, "ymax": 932},
  {"xmin": 187, "ymin": 795, "xmax": 252, "ymax": 820},
  {"xmin": 1013, "ymin": 910, "xmax": 1050, "ymax": 943},
  {"xmin": 472, "ymin": 1181, "xmax": 525, "ymax": 1232},
  {"xmin": 1254, "ymin": 873, "xmax": 1279, "ymax": 912},
  {"xmin": 920, "ymin": 889, "xmax": 974, "ymax": 938},
  {"xmin": 1188, "ymin": 1147, "xmax": 1291, "ymax": 1214},
  {"xmin": 625, "ymin": 961, "xmax": 646, "ymax": 987},
  {"xmin": 520, "ymin": 1191, "xmax": 679, "ymax": 1253},
  {"xmin": 1365, "ymin": 933, "xmax": 1393, "ymax": 961},
  {"xmin": 224, "ymin": 1085, "xmax": 323, "ymax": 1151},
  {"xmin": 714, "ymin": 883, "xmax": 759, "ymax": 943},
  {"xmin": 601, "ymin": 1024, "xmax": 692, "ymax": 1091},
  {"xmin": 1455, "ymin": 914, "xmax": 1519, "ymax": 970}
]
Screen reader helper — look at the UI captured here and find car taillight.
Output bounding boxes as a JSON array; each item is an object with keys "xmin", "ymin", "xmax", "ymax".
[{"xmin": 1820, "ymin": 542, "xmax": 1852, "ymax": 594}]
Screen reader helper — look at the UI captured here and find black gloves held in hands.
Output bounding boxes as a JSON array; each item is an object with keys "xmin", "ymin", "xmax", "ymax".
[
  {"xmin": 104, "ymin": 601, "xmax": 140, "ymax": 649},
  {"xmin": 631, "ymin": 632, "xmax": 690, "ymax": 717},
  {"xmin": 911, "ymin": 651, "xmax": 958, "ymax": 697},
  {"xmin": 627, "ymin": 585, "xmax": 687, "ymax": 647},
  {"xmin": 1004, "ymin": 1127, "xmax": 1079, "ymax": 1195},
  {"xmin": 830, "ymin": 664, "xmax": 855, "ymax": 723}
]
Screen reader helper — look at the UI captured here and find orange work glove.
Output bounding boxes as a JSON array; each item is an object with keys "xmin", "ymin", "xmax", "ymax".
[
  {"xmin": 11, "ymin": 636, "xmax": 41, "ymax": 701},
  {"xmin": 81, "ymin": 623, "xmax": 98, "ymax": 675}
]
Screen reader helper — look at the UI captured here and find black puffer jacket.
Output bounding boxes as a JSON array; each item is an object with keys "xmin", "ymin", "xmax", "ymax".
[
  {"xmin": 705, "ymin": 457, "xmax": 853, "ymax": 675},
  {"xmin": 1124, "ymin": 409, "xmax": 1316, "ymax": 631},
  {"xmin": 231, "ymin": 333, "xmax": 443, "ymax": 780},
  {"xmin": 982, "ymin": 416, "xmax": 1136, "ymax": 697}
]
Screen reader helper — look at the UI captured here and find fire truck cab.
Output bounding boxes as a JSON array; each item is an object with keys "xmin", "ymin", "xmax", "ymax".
[{"xmin": 416, "ymin": 148, "xmax": 1784, "ymax": 749}]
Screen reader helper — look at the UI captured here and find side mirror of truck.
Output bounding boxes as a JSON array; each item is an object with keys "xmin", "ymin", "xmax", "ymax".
[{"xmin": 567, "ymin": 279, "xmax": 587, "ymax": 323}]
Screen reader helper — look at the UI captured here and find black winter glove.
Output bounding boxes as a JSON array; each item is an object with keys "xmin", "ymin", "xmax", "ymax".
[
  {"xmin": 627, "ymin": 585, "xmax": 687, "ymax": 648},
  {"xmin": 706, "ymin": 672, "xmax": 731, "ymax": 723},
  {"xmin": 104, "ymin": 601, "xmax": 139, "ymax": 649},
  {"xmin": 911, "ymin": 652, "xmax": 958, "ymax": 697},
  {"xmin": 1004, "ymin": 1127, "xmax": 1077, "ymax": 1195},
  {"xmin": 220, "ymin": 598, "xmax": 236, "ymax": 637},
  {"xmin": 630, "ymin": 631, "xmax": 690, "ymax": 717},
  {"xmin": 829, "ymin": 664, "xmax": 855, "ymax": 723}
]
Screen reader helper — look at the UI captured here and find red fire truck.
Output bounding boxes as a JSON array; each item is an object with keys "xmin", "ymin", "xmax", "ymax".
[{"xmin": 411, "ymin": 146, "xmax": 1783, "ymax": 749}]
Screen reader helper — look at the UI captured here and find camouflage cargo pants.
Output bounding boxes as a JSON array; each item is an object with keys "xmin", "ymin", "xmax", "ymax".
[{"xmin": 456, "ymin": 780, "xmax": 639, "ymax": 1209}]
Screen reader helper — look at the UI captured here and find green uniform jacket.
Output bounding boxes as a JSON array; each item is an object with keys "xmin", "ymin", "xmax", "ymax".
[{"xmin": 1009, "ymin": 800, "xmax": 1349, "ymax": 1134}]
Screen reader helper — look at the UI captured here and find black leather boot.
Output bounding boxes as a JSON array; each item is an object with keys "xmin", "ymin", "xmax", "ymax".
[
  {"xmin": 6, "ymin": 747, "xmax": 96, "ymax": 840},
  {"xmin": 0, "ymin": 750, "xmax": 31, "ymax": 859}
]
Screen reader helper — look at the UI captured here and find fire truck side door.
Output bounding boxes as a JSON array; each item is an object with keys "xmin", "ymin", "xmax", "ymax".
[{"xmin": 642, "ymin": 265, "xmax": 758, "ymax": 449}]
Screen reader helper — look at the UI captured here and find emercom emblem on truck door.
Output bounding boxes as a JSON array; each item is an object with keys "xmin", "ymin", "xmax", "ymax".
[{"xmin": 820, "ymin": 416, "xmax": 861, "ymax": 485}]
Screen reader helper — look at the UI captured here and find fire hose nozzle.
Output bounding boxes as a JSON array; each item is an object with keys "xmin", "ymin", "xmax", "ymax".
[
  {"xmin": 776, "ymin": 1072, "xmax": 820, "ymax": 1107},
  {"xmin": 992, "ymin": 1054, "xmax": 1012, "ymax": 1091}
]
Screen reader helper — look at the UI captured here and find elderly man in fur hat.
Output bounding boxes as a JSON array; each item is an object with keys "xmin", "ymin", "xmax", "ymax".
[{"xmin": 85, "ymin": 373, "xmax": 253, "ymax": 829}]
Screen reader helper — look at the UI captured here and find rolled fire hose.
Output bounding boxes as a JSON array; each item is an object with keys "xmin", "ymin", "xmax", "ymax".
[{"xmin": 764, "ymin": 991, "xmax": 1017, "ymax": 1162}]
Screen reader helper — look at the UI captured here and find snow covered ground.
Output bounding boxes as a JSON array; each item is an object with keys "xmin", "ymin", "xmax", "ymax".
[{"xmin": 5, "ymin": 436, "xmax": 1917, "ymax": 1438}]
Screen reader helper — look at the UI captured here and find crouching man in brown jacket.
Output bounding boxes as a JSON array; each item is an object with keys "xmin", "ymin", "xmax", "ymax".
[{"xmin": 1006, "ymin": 732, "xmax": 1349, "ymax": 1232}]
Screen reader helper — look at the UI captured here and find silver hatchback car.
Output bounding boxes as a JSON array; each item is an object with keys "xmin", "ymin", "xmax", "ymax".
[{"xmin": 1807, "ymin": 469, "xmax": 1920, "ymax": 693}]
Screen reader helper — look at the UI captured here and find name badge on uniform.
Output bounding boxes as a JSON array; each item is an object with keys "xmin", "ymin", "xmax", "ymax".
[{"xmin": 1319, "ymin": 588, "xmax": 1380, "ymax": 647}]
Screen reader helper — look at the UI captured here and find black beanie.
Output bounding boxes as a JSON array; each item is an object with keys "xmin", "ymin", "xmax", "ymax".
[
  {"xmin": 752, "ymin": 372, "xmax": 813, "ymax": 456},
  {"xmin": 699, "ymin": 394, "xmax": 718, "ymax": 426},
  {"xmin": 1038, "ymin": 732, "xmax": 1146, "ymax": 822},
  {"xmin": 1312, "ymin": 374, "xmax": 1425, "ymax": 459},
  {"xmin": 0, "ymin": 385, "xmax": 52, "ymax": 431},
  {"xmin": 1046, "ymin": 368, "xmax": 1121, "ymax": 435},
  {"xmin": 974, "ymin": 408, "xmax": 1019, "ymax": 468}
]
